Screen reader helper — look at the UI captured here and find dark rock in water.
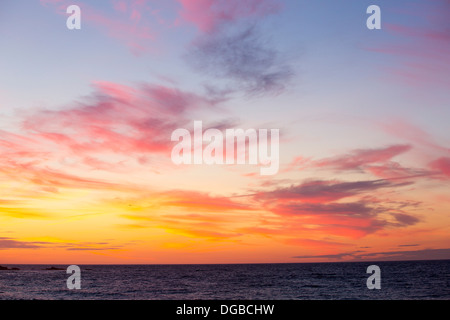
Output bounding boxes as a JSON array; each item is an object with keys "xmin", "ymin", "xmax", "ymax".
[
  {"xmin": 45, "ymin": 266, "xmax": 65, "ymax": 271},
  {"xmin": 0, "ymin": 266, "xmax": 18, "ymax": 270}
]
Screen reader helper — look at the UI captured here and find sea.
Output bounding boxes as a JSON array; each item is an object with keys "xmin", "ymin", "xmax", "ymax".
[{"xmin": 0, "ymin": 260, "xmax": 449, "ymax": 300}]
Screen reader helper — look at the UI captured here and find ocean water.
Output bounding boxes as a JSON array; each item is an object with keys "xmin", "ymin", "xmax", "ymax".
[{"xmin": 0, "ymin": 260, "xmax": 449, "ymax": 300}]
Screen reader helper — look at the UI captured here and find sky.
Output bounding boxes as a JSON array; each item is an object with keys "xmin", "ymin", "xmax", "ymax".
[{"xmin": 0, "ymin": 0, "xmax": 449, "ymax": 264}]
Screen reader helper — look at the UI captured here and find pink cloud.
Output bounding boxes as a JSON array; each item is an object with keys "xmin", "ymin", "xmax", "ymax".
[
  {"xmin": 306, "ymin": 144, "xmax": 434, "ymax": 180},
  {"xmin": 429, "ymin": 157, "xmax": 450, "ymax": 178},
  {"xmin": 22, "ymin": 81, "xmax": 213, "ymax": 158},
  {"xmin": 281, "ymin": 156, "xmax": 311, "ymax": 173},
  {"xmin": 283, "ymin": 238, "xmax": 349, "ymax": 249},
  {"xmin": 177, "ymin": 0, "xmax": 281, "ymax": 32},
  {"xmin": 366, "ymin": 162, "xmax": 431, "ymax": 180},
  {"xmin": 385, "ymin": 23, "xmax": 450, "ymax": 43},
  {"xmin": 266, "ymin": 201, "xmax": 387, "ymax": 239},
  {"xmin": 112, "ymin": 0, "xmax": 128, "ymax": 13},
  {"xmin": 379, "ymin": 120, "xmax": 449, "ymax": 153},
  {"xmin": 0, "ymin": 157, "xmax": 132, "ymax": 192},
  {"xmin": 314, "ymin": 145, "xmax": 412, "ymax": 171},
  {"xmin": 40, "ymin": 0, "xmax": 159, "ymax": 55},
  {"xmin": 0, "ymin": 80, "xmax": 219, "ymax": 188},
  {"xmin": 93, "ymin": 81, "xmax": 137, "ymax": 102},
  {"xmin": 83, "ymin": 5, "xmax": 155, "ymax": 55},
  {"xmin": 284, "ymin": 144, "xmax": 430, "ymax": 180}
]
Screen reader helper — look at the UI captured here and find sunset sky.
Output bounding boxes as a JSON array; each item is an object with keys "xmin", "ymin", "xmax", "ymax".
[{"xmin": 0, "ymin": 0, "xmax": 449, "ymax": 264}]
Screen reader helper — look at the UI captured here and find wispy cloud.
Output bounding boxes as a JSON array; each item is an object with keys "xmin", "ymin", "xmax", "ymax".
[
  {"xmin": 294, "ymin": 248, "xmax": 450, "ymax": 261},
  {"xmin": 162, "ymin": 190, "xmax": 253, "ymax": 212},
  {"xmin": 181, "ymin": 0, "xmax": 293, "ymax": 97},
  {"xmin": 0, "ymin": 236, "xmax": 122, "ymax": 251},
  {"xmin": 314, "ymin": 145, "xmax": 412, "ymax": 171},
  {"xmin": 40, "ymin": 0, "xmax": 163, "ymax": 55},
  {"xmin": 115, "ymin": 189, "xmax": 254, "ymax": 241},
  {"xmin": 379, "ymin": 120, "xmax": 449, "ymax": 153},
  {"xmin": 429, "ymin": 157, "xmax": 450, "ymax": 179},
  {"xmin": 0, "ymin": 237, "xmax": 43, "ymax": 249},
  {"xmin": 309, "ymin": 144, "xmax": 433, "ymax": 180},
  {"xmin": 176, "ymin": 0, "xmax": 281, "ymax": 33},
  {"xmin": 187, "ymin": 25, "xmax": 293, "ymax": 96},
  {"xmin": 254, "ymin": 179, "xmax": 406, "ymax": 203}
]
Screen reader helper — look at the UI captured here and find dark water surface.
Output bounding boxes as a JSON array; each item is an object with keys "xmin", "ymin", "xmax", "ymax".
[{"xmin": 0, "ymin": 260, "xmax": 448, "ymax": 300}]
